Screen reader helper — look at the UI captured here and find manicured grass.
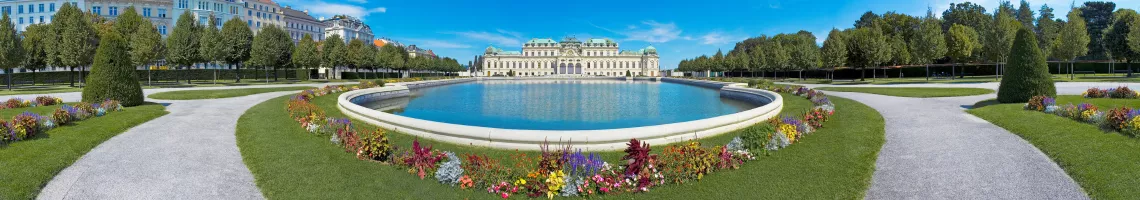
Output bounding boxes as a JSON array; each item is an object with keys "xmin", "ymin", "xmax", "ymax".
[
  {"xmin": 236, "ymin": 90, "xmax": 884, "ymax": 199},
  {"xmin": 816, "ymin": 87, "xmax": 994, "ymax": 97},
  {"xmin": 968, "ymin": 96, "xmax": 1140, "ymax": 199},
  {"xmin": 147, "ymin": 86, "xmax": 316, "ymax": 100},
  {"xmin": 0, "ymin": 103, "xmax": 168, "ymax": 199}
]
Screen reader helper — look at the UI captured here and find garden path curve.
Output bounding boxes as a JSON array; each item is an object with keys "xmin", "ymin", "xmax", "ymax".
[
  {"xmin": 804, "ymin": 87, "xmax": 1087, "ymax": 199},
  {"xmin": 32, "ymin": 83, "xmax": 348, "ymax": 200}
]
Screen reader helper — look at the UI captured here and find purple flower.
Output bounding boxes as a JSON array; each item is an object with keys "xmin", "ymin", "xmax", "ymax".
[{"xmin": 1042, "ymin": 97, "xmax": 1056, "ymax": 106}]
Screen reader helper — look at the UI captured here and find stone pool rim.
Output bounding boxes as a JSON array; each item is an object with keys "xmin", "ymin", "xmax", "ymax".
[{"xmin": 337, "ymin": 77, "xmax": 784, "ymax": 151}]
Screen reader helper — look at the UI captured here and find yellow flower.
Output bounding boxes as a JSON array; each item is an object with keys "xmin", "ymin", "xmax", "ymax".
[
  {"xmin": 778, "ymin": 124, "xmax": 798, "ymax": 143},
  {"xmin": 514, "ymin": 178, "xmax": 527, "ymax": 186}
]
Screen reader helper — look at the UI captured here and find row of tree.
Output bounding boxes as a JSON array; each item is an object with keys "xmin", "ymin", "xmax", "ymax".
[
  {"xmin": 0, "ymin": 4, "xmax": 464, "ymax": 89},
  {"xmin": 678, "ymin": 1, "xmax": 1140, "ymax": 80}
]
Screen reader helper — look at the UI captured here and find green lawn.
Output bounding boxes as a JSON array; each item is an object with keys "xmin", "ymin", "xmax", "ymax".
[
  {"xmin": 147, "ymin": 86, "xmax": 317, "ymax": 100},
  {"xmin": 0, "ymin": 103, "xmax": 168, "ymax": 199},
  {"xmin": 816, "ymin": 87, "xmax": 994, "ymax": 98},
  {"xmin": 968, "ymin": 96, "xmax": 1140, "ymax": 199},
  {"xmin": 236, "ymin": 90, "xmax": 885, "ymax": 199}
]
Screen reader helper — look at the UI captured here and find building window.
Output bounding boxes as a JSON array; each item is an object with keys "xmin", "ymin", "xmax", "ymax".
[
  {"xmin": 158, "ymin": 8, "xmax": 166, "ymax": 18},
  {"xmin": 17, "ymin": 5, "xmax": 23, "ymax": 14},
  {"xmin": 49, "ymin": 3, "xmax": 54, "ymax": 12},
  {"xmin": 39, "ymin": 16, "xmax": 43, "ymax": 23},
  {"xmin": 159, "ymin": 25, "xmax": 167, "ymax": 35},
  {"xmin": 143, "ymin": 8, "xmax": 151, "ymax": 17},
  {"xmin": 177, "ymin": 0, "xmax": 188, "ymax": 9},
  {"xmin": 17, "ymin": 17, "xmax": 22, "ymax": 24},
  {"xmin": 109, "ymin": 6, "xmax": 118, "ymax": 16},
  {"xmin": 2, "ymin": 7, "xmax": 10, "ymax": 15},
  {"xmin": 38, "ymin": 4, "xmax": 43, "ymax": 13},
  {"xmin": 26, "ymin": 4, "xmax": 32, "ymax": 13},
  {"xmin": 92, "ymin": 6, "xmax": 100, "ymax": 15},
  {"xmin": 247, "ymin": 20, "xmax": 251, "ymax": 26}
]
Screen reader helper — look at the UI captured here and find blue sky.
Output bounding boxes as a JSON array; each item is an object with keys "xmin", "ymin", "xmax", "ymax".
[{"xmin": 273, "ymin": 0, "xmax": 1138, "ymax": 70}]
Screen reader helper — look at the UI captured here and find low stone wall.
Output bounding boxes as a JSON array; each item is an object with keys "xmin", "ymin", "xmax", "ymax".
[
  {"xmin": 339, "ymin": 77, "xmax": 783, "ymax": 151},
  {"xmin": 384, "ymin": 78, "xmax": 476, "ymax": 89},
  {"xmin": 660, "ymin": 77, "xmax": 746, "ymax": 89}
]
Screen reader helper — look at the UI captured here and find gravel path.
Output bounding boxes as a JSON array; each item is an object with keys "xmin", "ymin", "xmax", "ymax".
[
  {"xmin": 34, "ymin": 83, "xmax": 347, "ymax": 200},
  {"xmin": 803, "ymin": 87, "xmax": 1088, "ymax": 199},
  {"xmin": 0, "ymin": 82, "xmax": 352, "ymax": 102}
]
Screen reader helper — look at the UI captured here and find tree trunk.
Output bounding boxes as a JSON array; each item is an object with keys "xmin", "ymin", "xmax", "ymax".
[
  {"xmin": 7, "ymin": 69, "xmax": 12, "ymax": 91},
  {"xmin": 1128, "ymin": 61, "xmax": 1133, "ymax": 78},
  {"xmin": 273, "ymin": 66, "xmax": 279, "ymax": 81},
  {"xmin": 69, "ymin": 67, "xmax": 75, "ymax": 87},
  {"xmin": 860, "ymin": 67, "xmax": 866, "ymax": 81}
]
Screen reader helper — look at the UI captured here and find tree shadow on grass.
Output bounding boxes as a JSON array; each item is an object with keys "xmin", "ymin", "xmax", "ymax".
[{"xmin": 965, "ymin": 99, "xmax": 1002, "ymax": 109}]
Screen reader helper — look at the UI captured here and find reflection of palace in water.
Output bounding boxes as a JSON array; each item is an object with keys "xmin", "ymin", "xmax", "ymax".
[{"xmin": 477, "ymin": 80, "xmax": 661, "ymax": 123}]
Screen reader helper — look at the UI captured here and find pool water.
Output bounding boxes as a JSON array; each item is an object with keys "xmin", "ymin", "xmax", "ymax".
[{"xmin": 357, "ymin": 79, "xmax": 759, "ymax": 130}]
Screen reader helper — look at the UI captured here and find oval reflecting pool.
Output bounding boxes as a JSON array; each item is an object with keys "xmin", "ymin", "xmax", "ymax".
[{"xmin": 357, "ymin": 79, "xmax": 760, "ymax": 130}]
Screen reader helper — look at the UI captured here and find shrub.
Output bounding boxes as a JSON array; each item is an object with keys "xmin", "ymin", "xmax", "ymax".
[
  {"xmin": 739, "ymin": 124, "xmax": 773, "ymax": 154},
  {"xmin": 1084, "ymin": 88, "xmax": 1107, "ymax": 98},
  {"xmin": 997, "ymin": 28, "xmax": 1055, "ymax": 103},
  {"xmin": 82, "ymin": 31, "xmax": 144, "ymax": 106},
  {"xmin": 35, "ymin": 96, "xmax": 59, "ymax": 106},
  {"xmin": 5, "ymin": 98, "xmax": 22, "ymax": 108}
]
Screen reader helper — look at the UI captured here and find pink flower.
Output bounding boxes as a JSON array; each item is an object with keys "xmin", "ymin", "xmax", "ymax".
[
  {"xmin": 600, "ymin": 187, "xmax": 610, "ymax": 193},
  {"xmin": 500, "ymin": 192, "xmax": 509, "ymax": 199}
]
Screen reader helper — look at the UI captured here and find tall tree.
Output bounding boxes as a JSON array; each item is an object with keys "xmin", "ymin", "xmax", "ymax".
[
  {"xmin": 712, "ymin": 49, "xmax": 725, "ymax": 76},
  {"xmin": 1080, "ymin": 1, "xmax": 1116, "ymax": 60},
  {"xmin": 0, "ymin": 12, "xmax": 23, "ymax": 90},
  {"xmin": 249, "ymin": 25, "xmax": 293, "ymax": 82},
  {"xmin": 942, "ymin": 2, "xmax": 990, "ymax": 32},
  {"xmin": 82, "ymin": 31, "xmax": 143, "ymax": 106},
  {"xmin": 22, "ymin": 24, "xmax": 49, "ymax": 85},
  {"xmin": 887, "ymin": 34, "xmax": 910, "ymax": 66},
  {"xmin": 1104, "ymin": 9, "xmax": 1140, "ymax": 77},
  {"xmin": 1016, "ymin": 0, "xmax": 1035, "ymax": 29},
  {"xmin": 54, "ymin": 3, "xmax": 98, "ymax": 87},
  {"xmin": 911, "ymin": 10, "xmax": 947, "ymax": 66},
  {"xmin": 165, "ymin": 10, "xmax": 200, "ymax": 84},
  {"xmin": 847, "ymin": 27, "xmax": 890, "ymax": 81},
  {"xmin": 114, "ymin": 6, "xmax": 143, "ymax": 45},
  {"xmin": 346, "ymin": 39, "xmax": 367, "ymax": 77},
  {"xmin": 790, "ymin": 31, "xmax": 820, "ymax": 79},
  {"xmin": 1036, "ymin": 4, "xmax": 1061, "ymax": 58},
  {"xmin": 854, "ymin": 11, "xmax": 880, "ymax": 29},
  {"xmin": 220, "ymin": 17, "xmax": 253, "ymax": 82},
  {"xmin": 984, "ymin": 8, "xmax": 1023, "ymax": 75},
  {"xmin": 947, "ymin": 24, "xmax": 982, "ymax": 65},
  {"xmin": 292, "ymin": 34, "xmax": 321, "ymax": 79},
  {"xmin": 322, "ymin": 34, "xmax": 346, "ymax": 79},
  {"xmin": 1054, "ymin": 8, "xmax": 1090, "ymax": 79},
  {"xmin": 821, "ymin": 29, "xmax": 848, "ymax": 76},
  {"xmin": 765, "ymin": 38, "xmax": 789, "ymax": 79},
  {"xmin": 199, "ymin": 14, "xmax": 224, "ymax": 81},
  {"xmin": 378, "ymin": 44, "xmax": 405, "ymax": 78},
  {"xmin": 130, "ymin": 19, "xmax": 164, "ymax": 85}
]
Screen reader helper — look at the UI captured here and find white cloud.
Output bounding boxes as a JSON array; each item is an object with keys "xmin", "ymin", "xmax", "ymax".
[
  {"xmin": 275, "ymin": 0, "xmax": 386, "ymax": 20},
  {"xmin": 699, "ymin": 32, "xmax": 733, "ymax": 45},
  {"xmin": 405, "ymin": 39, "xmax": 472, "ymax": 49},
  {"xmin": 619, "ymin": 20, "xmax": 685, "ymax": 43},
  {"xmin": 444, "ymin": 31, "xmax": 523, "ymax": 47},
  {"xmin": 496, "ymin": 29, "xmax": 523, "ymax": 39}
]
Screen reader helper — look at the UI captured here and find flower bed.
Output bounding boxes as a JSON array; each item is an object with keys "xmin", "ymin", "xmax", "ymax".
[
  {"xmin": 1, "ymin": 96, "xmax": 64, "ymax": 110},
  {"xmin": 0, "ymin": 99, "xmax": 123, "ymax": 144},
  {"xmin": 1082, "ymin": 87, "xmax": 1139, "ymax": 99},
  {"xmin": 284, "ymin": 80, "xmax": 838, "ymax": 198},
  {"xmin": 1026, "ymin": 95, "xmax": 1140, "ymax": 137}
]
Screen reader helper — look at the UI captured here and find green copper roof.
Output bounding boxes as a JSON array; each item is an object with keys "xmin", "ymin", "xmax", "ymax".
[
  {"xmin": 585, "ymin": 38, "xmax": 614, "ymax": 44},
  {"xmin": 525, "ymin": 38, "xmax": 557, "ymax": 44}
]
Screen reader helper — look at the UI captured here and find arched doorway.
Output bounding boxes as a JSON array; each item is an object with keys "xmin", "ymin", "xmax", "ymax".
[{"xmin": 558, "ymin": 63, "xmax": 566, "ymax": 74}]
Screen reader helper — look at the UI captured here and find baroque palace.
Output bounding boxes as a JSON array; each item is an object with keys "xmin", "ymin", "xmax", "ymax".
[{"xmin": 482, "ymin": 36, "xmax": 659, "ymax": 77}]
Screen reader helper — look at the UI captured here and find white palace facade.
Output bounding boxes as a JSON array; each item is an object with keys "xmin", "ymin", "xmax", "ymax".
[{"xmin": 482, "ymin": 37, "xmax": 659, "ymax": 77}]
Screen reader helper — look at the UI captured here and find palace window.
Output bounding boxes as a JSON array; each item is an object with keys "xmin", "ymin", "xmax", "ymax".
[
  {"xmin": 109, "ymin": 6, "xmax": 118, "ymax": 16},
  {"xmin": 158, "ymin": 9, "xmax": 167, "ymax": 18},
  {"xmin": 143, "ymin": 8, "xmax": 151, "ymax": 17},
  {"xmin": 91, "ymin": 6, "xmax": 100, "ymax": 15}
]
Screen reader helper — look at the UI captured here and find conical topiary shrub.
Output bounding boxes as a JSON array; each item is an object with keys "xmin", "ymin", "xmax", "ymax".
[
  {"xmin": 82, "ymin": 31, "xmax": 144, "ymax": 106},
  {"xmin": 997, "ymin": 28, "xmax": 1055, "ymax": 103}
]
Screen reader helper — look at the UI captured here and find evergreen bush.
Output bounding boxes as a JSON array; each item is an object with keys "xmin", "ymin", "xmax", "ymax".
[
  {"xmin": 82, "ymin": 32, "xmax": 144, "ymax": 106},
  {"xmin": 997, "ymin": 28, "xmax": 1056, "ymax": 103}
]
